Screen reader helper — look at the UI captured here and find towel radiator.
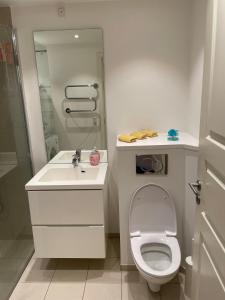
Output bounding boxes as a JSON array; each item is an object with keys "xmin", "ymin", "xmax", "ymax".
[
  {"xmin": 65, "ymin": 99, "xmax": 97, "ymax": 113},
  {"xmin": 64, "ymin": 83, "xmax": 98, "ymax": 113}
]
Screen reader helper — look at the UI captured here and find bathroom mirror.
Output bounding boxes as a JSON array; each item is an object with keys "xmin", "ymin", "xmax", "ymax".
[{"xmin": 33, "ymin": 28, "xmax": 107, "ymax": 162}]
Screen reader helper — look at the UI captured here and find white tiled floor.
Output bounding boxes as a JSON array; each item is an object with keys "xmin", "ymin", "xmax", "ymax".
[
  {"xmin": 9, "ymin": 238, "xmax": 180, "ymax": 300},
  {"xmin": 0, "ymin": 238, "xmax": 34, "ymax": 300},
  {"xmin": 46, "ymin": 270, "xmax": 87, "ymax": 300}
]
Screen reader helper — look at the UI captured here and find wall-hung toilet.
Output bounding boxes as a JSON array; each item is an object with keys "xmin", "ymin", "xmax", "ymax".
[{"xmin": 129, "ymin": 183, "xmax": 181, "ymax": 292}]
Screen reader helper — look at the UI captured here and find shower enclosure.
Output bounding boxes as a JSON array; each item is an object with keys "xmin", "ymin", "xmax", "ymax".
[{"xmin": 0, "ymin": 26, "xmax": 34, "ymax": 299}]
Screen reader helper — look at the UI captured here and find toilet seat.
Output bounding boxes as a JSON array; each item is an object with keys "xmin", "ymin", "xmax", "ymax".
[
  {"xmin": 129, "ymin": 184, "xmax": 177, "ymax": 237},
  {"xmin": 129, "ymin": 183, "xmax": 181, "ymax": 287},
  {"xmin": 130, "ymin": 233, "xmax": 181, "ymax": 278}
]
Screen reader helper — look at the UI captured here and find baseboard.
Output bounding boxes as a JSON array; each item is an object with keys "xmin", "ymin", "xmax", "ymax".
[
  {"xmin": 120, "ymin": 264, "xmax": 137, "ymax": 271},
  {"xmin": 108, "ymin": 233, "xmax": 120, "ymax": 238}
]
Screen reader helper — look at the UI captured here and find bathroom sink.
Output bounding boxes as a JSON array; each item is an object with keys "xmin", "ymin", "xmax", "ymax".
[
  {"xmin": 49, "ymin": 150, "xmax": 107, "ymax": 164},
  {"xmin": 25, "ymin": 163, "xmax": 108, "ymax": 190},
  {"xmin": 40, "ymin": 166, "xmax": 99, "ymax": 182}
]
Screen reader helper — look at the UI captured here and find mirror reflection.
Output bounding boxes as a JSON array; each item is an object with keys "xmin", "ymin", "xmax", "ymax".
[{"xmin": 33, "ymin": 28, "xmax": 107, "ymax": 162}]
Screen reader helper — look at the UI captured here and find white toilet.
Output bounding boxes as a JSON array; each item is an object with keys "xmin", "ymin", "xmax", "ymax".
[{"xmin": 129, "ymin": 183, "xmax": 181, "ymax": 292}]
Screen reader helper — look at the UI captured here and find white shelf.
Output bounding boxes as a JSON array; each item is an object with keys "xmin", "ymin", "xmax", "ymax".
[{"xmin": 116, "ymin": 132, "xmax": 199, "ymax": 151}]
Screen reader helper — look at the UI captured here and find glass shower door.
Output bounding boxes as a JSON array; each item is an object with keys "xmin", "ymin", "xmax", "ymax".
[{"xmin": 0, "ymin": 26, "xmax": 34, "ymax": 300}]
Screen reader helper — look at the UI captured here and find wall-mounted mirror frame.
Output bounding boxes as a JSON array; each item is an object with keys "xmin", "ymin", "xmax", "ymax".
[{"xmin": 33, "ymin": 28, "xmax": 107, "ymax": 162}]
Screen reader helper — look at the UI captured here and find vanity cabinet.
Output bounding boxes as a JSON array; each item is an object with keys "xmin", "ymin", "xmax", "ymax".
[
  {"xmin": 28, "ymin": 188, "xmax": 108, "ymax": 258},
  {"xmin": 28, "ymin": 190, "xmax": 104, "ymax": 225}
]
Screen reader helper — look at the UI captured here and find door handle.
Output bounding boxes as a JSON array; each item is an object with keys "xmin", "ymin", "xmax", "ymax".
[{"xmin": 188, "ymin": 180, "xmax": 201, "ymax": 205}]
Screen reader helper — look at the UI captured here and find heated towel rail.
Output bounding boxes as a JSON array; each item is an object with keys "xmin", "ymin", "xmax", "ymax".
[{"xmin": 65, "ymin": 83, "xmax": 98, "ymax": 113}]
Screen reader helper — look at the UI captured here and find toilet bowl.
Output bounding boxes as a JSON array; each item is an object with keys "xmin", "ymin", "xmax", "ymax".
[{"xmin": 129, "ymin": 184, "xmax": 181, "ymax": 292}]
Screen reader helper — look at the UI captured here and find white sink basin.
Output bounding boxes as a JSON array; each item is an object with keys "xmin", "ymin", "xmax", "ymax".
[
  {"xmin": 49, "ymin": 150, "xmax": 107, "ymax": 164},
  {"xmin": 40, "ymin": 166, "xmax": 99, "ymax": 182},
  {"xmin": 25, "ymin": 163, "xmax": 108, "ymax": 190}
]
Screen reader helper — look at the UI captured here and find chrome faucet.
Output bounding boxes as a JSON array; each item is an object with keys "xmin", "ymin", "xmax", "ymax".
[{"xmin": 72, "ymin": 149, "xmax": 81, "ymax": 167}]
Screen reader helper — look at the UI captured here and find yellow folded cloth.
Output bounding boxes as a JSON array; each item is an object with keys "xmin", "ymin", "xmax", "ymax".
[
  {"xmin": 141, "ymin": 129, "xmax": 158, "ymax": 138},
  {"xmin": 118, "ymin": 134, "xmax": 137, "ymax": 143},
  {"xmin": 130, "ymin": 131, "xmax": 148, "ymax": 140}
]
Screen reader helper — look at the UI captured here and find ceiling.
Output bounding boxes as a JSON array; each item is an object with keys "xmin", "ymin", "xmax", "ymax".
[{"xmin": 0, "ymin": 0, "xmax": 119, "ymax": 7}]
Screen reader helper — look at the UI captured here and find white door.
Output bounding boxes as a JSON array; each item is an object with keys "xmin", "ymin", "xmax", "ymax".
[{"xmin": 191, "ymin": 0, "xmax": 225, "ymax": 299}]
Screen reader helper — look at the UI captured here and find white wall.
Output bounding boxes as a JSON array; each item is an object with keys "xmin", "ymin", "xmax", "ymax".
[
  {"xmin": 187, "ymin": 0, "xmax": 206, "ymax": 139},
  {"xmin": 12, "ymin": 0, "xmax": 197, "ymax": 233},
  {"xmin": 184, "ymin": 151, "xmax": 198, "ymax": 258},
  {"xmin": 183, "ymin": 0, "xmax": 206, "ymax": 257}
]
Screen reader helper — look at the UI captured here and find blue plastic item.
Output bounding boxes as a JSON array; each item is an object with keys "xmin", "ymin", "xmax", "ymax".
[{"xmin": 168, "ymin": 129, "xmax": 179, "ymax": 141}]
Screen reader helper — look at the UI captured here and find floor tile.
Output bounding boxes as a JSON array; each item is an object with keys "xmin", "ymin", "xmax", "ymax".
[
  {"xmin": 56, "ymin": 258, "xmax": 89, "ymax": 270},
  {"xmin": 83, "ymin": 270, "xmax": 121, "ymax": 300},
  {"xmin": 122, "ymin": 270, "xmax": 146, "ymax": 284},
  {"xmin": 0, "ymin": 258, "xmax": 27, "ymax": 282},
  {"xmin": 160, "ymin": 283, "xmax": 180, "ymax": 300},
  {"xmin": 19, "ymin": 257, "xmax": 56, "ymax": 283},
  {"xmin": 0, "ymin": 257, "xmax": 33, "ymax": 299},
  {"xmin": 107, "ymin": 237, "xmax": 120, "ymax": 258},
  {"xmin": 0, "ymin": 282, "xmax": 13, "ymax": 300},
  {"xmin": 122, "ymin": 271, "xmax": 160, "ymax": 300},
  {"xmin": 45, "ymin": 270, "xmax": 87, "ymax": 300},
  {"xmin": 9, "ymin": 283, "xmax": 49, "ymax": 300},
  {"xmin": 88, "ymin": 258, "xmax": 120, "ymax": 271},
  {"xmin": 10, "ymin": 255, "xmax": 184, "ymax": 300}
]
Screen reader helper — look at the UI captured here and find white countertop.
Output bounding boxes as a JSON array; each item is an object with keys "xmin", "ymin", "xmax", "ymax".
[
  {"xmin": 25, "ymin": 163, "xmax": 108, "ymax": 191},
  {"xmin": 116, "ymin": 132, "xmax": 199, "ymax": 151}
]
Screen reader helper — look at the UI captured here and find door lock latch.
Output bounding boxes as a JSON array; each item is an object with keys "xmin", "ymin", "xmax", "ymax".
[{"xmin": 188, "ymin": 180, "xmax": 201, "ymax": 205}]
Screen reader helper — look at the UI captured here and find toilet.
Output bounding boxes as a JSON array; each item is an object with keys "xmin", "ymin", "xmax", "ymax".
[{"xmin": 129, "ymin": 183, "xmax": 181, "ymax": 292}]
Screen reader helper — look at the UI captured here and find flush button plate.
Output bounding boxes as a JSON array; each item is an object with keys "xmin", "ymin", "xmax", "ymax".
[{"xmin": 136, "ymin": 154, "xmax": 168, "ymax": 175}]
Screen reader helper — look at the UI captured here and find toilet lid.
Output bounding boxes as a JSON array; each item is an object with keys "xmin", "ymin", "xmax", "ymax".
[{"xmin": 129, "ymin": 184, "xmax": 177, "ymax": 236}]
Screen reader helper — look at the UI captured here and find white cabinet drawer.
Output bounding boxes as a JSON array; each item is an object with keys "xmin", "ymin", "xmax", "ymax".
[
  {"xmin": 33, "ymin": 225, "xmax": 106, "ymax": 258},
  {"xmin": 28, "ymin": 190, "xmax": 104, "ymax": 225}
]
